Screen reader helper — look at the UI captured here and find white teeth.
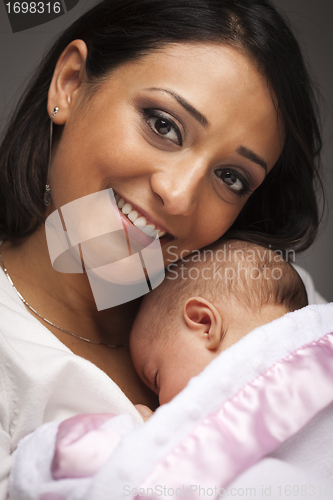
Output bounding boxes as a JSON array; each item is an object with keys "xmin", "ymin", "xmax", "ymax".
[
  {"xmin": 141, "ymin": 224, "xmax": 156, "ymax": 237},
  {"xmin": 127, "ymin": 210, "xmax": 139, "ymax": 222},
  {"xmin": 133, "ymin": 216, "xmax": 147, "ymax": 227},
  {"xmin": 122, "ymin": 203, "xmax": 132, "ymax": 215},
  {"xmin": 114, "ymin": 194, "xmax": 167, "ymax": 239}
]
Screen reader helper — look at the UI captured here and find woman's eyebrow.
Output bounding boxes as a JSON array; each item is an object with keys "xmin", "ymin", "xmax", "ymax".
[
  {"xmin": 236, "ymin": 146, "xmax": 268, "ymax": 174},
  {"xmin": 144, "ymin": 87, "xmax": 209, "ymax": 128},
  {"xmin": 143, "ymin": 88, "xmax": 267, "ymax": 173}
]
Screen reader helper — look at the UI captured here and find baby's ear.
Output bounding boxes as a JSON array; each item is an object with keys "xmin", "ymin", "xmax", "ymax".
[{"xmin": 183, "ymin": 297, "xmax": 223, "ymax": 350}]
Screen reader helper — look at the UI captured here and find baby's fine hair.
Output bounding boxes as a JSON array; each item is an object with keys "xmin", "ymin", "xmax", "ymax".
[{"xmin": 143, "ymin": 240, "xmax": 308, "ymax": 334}]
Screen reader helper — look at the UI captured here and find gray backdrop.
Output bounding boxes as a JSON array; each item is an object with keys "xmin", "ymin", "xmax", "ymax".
[{"xmin": 0, "ymin": 0, "xmax": 332, "ymax": 301}]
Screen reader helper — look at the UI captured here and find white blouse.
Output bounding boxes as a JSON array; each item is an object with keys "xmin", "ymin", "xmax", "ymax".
[{"xmin": 0, "ymin": 267, "xmax": 142, "ymax": 500}]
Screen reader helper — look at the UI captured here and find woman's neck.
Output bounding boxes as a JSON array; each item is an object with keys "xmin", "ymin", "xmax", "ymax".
[{"xmin": 1, "ymin": 224, "xmax": 143, "ymax": 346}]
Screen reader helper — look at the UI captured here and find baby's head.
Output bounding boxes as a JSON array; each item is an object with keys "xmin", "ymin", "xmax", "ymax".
[{"xmin": 130, "ymin": 240, "xmax": 307, "ymax": 404}]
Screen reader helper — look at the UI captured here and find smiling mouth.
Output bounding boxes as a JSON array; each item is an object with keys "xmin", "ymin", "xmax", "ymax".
[{"xmin": 113, "ymin": 192, "xmax": 171, "ymax": 240}]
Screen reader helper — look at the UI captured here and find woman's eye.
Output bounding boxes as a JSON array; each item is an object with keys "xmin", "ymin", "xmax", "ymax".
[
  {"xmin": 215, "ymin": 169, "xmax": 251, "ymax": 196},
  {"xmin": 143, "ymin": 110, "xmax": 182, "ymax": 146}
]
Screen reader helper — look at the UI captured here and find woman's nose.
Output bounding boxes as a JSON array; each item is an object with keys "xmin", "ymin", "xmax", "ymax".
[{"xmin": 150, "ymin": 157, "xmax": 207, "ymax": 216}]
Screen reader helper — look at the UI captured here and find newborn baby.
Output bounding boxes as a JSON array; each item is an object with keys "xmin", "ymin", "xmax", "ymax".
[
  {"xmin": 131, "ymin": 239, "xmax": 308, "ymax": 405},
  {"xmin": 10, "ymin": 239, "xmax": 308, "ymax": 492}
]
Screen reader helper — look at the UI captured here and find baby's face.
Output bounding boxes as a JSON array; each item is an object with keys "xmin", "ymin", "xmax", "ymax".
[
  {"xmin": 130, "ymin": 317, "xmax": 215, "ymax": 405},
  {"xmin": 130, "ymin": 298, "xmax": 288, "ymax": 405}
]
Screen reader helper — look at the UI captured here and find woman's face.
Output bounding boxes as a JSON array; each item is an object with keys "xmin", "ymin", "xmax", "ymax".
[{"xmin": 49, "ymin": 43, "xmax": 283, "ymax": 265}]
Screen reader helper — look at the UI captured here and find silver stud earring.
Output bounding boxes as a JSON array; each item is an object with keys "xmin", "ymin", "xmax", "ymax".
[{"xmin": 44, "ymin": 106, "xmax": 59, "ymax": 206}]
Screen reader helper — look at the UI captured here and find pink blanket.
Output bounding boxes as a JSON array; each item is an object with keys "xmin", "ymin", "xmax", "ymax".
[{"xmin": 9, "ymin": 304, "xmax": 333, "ymax": 500}]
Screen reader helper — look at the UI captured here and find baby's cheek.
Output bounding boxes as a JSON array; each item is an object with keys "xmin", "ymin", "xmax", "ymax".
[{"xmin": 159, "ymin": 376, "xmax": 190, "ymax": 405}]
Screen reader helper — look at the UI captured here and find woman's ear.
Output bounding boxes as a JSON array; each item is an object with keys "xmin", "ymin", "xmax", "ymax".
[
  {"xmin": 183, "ymin": 297, "xmax": 224, "ymax": 350},
  {"xmin": 47, "ymin": 39, "xmax": 88, "ymax": 124}
]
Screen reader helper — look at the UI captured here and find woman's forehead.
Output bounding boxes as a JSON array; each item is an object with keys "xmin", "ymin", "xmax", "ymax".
[{"xmin": 106, "ymin": 42, "xmax": 265, "ymax": 101}]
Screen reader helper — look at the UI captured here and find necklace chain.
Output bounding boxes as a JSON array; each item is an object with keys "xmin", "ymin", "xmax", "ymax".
[{"xmin": 0, "ymin": 242, "xmax": 128, "ymax": 348}]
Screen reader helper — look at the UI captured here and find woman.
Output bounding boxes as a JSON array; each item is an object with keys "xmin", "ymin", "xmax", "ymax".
[{"xmin": 0, "ymin": 0, "xmax": 325, "ymax": 497}]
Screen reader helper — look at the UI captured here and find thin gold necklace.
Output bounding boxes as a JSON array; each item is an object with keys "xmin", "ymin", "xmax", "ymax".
[{"xmin": 0, "ymin": 242, "xmax": 128, "ymax": 348}]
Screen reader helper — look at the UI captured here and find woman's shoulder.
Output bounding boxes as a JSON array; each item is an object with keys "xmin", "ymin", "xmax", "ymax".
[
  {"xmin": 0, "ymin": 265, "xmax": 26, "ymax": 312},
  {"xmin": 0, "ymin": 266, "xmax": 70, "ymax": 348}
]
